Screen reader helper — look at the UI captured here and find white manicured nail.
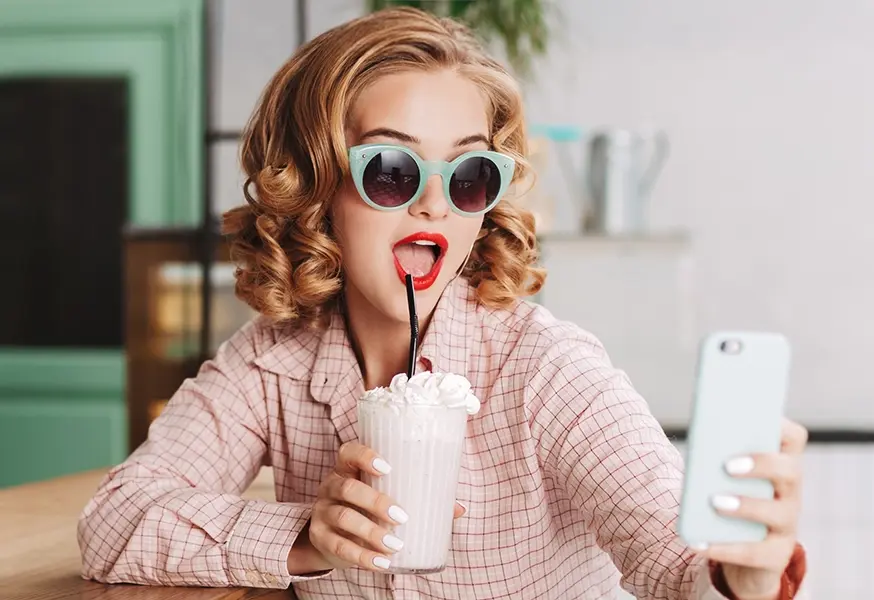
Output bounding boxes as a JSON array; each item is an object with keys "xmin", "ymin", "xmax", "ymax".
[
  {"xmin": 388, "ymin": 505, "xmax": 409, "ymax": 524},
  {"xmin": 456, "ymin": 501, "xmax": 467, "ymax": 512},
  {"xmin": 712, "ymin": 495, "xmax": 741, "ymax": 512},
  {"xmin": 372, "ymin": 458, "xmax": 392, "ymax": 474},
  {"xmin": 382, "ymin": 534, "xmax": 404, "ymax": 551},
  {"xmin": 373, "ymin": 556, "xmax": 391, "ymax": 569},
  {"xmin": 724, "ymin": 456, "xmax": 754, "ymax": 475}
]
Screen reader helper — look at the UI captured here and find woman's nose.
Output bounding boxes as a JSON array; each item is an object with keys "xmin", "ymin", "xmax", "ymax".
[{"xmin": 409, "ymin": 176, "xmax": 450, "ymax": 219}]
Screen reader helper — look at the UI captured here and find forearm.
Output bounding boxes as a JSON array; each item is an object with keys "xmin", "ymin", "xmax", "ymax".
[
  {"xmin": 528, "ymin": 349, "xmax": 699, "ymax": 597},
  {"xmin": 78, "ymin": 468, "xmax": 317, "ymax": 588}
]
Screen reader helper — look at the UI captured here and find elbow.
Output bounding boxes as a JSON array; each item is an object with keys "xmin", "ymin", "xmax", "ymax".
[
  {"xmin": 75, "ymin": 475, "xmax": 194, "ymax": 586},
  {"xmin": 76, "ymin": 476, "xmax": 144, "ymax": 584},
  {"xmin": 77, "ymin": 500, "xmax": 118, "ymax": 583}
]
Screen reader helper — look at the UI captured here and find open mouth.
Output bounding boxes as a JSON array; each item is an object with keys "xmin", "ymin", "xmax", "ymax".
[{"xmin": 392, "ymin": 232, "xmax": 448, "ymax": 291}]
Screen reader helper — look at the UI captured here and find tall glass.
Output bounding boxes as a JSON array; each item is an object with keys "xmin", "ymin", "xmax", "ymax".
[{"xmin": 357, "ymin": 401, "xmax": 469, "ymax": 574}]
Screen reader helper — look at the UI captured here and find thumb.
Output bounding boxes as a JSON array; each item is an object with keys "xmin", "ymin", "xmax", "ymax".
[{"xmin": 453, "ymin": 501, "xmax": 467, "ymax": 519}]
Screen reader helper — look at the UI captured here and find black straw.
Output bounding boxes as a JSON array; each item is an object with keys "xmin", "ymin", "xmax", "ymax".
[{"xmin": 405, "ymin": 274, "xmax": 419, "ymax": 378}]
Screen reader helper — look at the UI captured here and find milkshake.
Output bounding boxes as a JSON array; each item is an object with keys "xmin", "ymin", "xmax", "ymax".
[{"xmin": 358, "ymin": 371, "xmax": 480, "ymax": 574}]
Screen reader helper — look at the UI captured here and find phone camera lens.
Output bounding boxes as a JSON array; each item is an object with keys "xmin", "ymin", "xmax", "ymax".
[{"xmin": 720, "ymin": 339, "xmax": 743, "ymax": 354}]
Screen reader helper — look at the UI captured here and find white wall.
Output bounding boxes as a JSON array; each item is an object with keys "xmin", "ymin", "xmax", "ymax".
[{"xmin": 523, "ymin": 1, "xmax": 874, "ymax": 428}]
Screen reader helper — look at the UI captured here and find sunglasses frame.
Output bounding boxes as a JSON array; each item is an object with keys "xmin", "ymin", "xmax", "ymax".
[{"xmin": 348, "ymin": 143, "xmax": 516, "ymax": 217}]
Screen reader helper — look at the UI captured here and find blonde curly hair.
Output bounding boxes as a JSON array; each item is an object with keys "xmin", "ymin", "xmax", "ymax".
[{"xmin": 223, "ymin": 7, "xmax": 545, "ymax": 328}]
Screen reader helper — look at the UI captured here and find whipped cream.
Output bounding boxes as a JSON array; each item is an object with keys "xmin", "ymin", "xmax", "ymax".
[{"xmin": 360, "ymin": 371, "xmax": 481, "ymax": 415}]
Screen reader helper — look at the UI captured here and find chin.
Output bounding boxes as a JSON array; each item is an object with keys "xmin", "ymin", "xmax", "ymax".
[
  {"xmin": 348, "ymin": 260, "xmax": 457, "ymax": 325},
  {"xmin": 396, "ymin": 283, "xmax": 441, "ymax": 322},
  {"xmin": 384, "ymin": 293, "xmax": 417, "ymax": 324},
  {"xmin": 384, "ymin": 276, "xmax": 450, "ymax": 324}
]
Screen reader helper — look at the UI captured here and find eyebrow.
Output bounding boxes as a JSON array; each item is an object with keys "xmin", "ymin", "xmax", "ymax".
[{"xmin": 359, "ymin": 127, "xmax": 490, "ymax": 148}]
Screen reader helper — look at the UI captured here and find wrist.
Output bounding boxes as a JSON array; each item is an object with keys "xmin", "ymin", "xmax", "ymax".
[
  {"xmin": 735, "ymin": 591, "xmax": 780, "ymax": 600},
  {"xmin": 734, "ymin": 587, "xmax": 780, "ymax": 600},
  {"xmin": 722, "ymin": 564, "xmax": 781, "ymax": 600},
  {"xmin": 711, "ymin": 544, "xmax": 807, "ymax": 600},
  {"xmin": 286, "ymin": 521, "xmax": 332, "ymax": 576}
]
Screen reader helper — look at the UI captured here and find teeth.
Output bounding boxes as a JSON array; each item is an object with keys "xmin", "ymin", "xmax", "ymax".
[{"xmin": 412, "ymin": 240, "xmax": 437, "ymax": 246}]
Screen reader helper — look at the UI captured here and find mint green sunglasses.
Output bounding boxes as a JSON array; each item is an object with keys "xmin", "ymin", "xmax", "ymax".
[{"xmin": 348, "ymin": 143, "xmax": 516, "ymax": 217}]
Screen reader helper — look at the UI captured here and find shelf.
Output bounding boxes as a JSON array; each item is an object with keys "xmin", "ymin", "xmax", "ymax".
[
  {"xmin": 124, "ymin": 230, "xmax": 233, "ymax": 451},
  {"xmin": 123, "ymin": 223, "xmax": 222, "ymax": 242},
  {"xmin": 538, "ymin": 230, "xmax": 691, "ymax": 256},
  {"xmin": 539, "ymin": 230, "xmax": 689, "ymax": 244},
  {"xmin": 158, "ymin": 262, "xmax": 237, "ymax": 286}
]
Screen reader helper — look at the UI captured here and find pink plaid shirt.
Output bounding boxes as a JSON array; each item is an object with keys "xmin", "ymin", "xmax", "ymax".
[{"xmin": 78, "ymin": 278, "xmax": 757, "ymax": 599}]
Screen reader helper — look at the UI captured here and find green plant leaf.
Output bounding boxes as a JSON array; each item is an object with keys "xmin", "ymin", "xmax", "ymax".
[
  {"xmin": 449, "ymin": 0, "xmax": 472, "ymax": 19},
  {"xmin": 366, "ymin": 0, "xmax": 550, "ymax": 78},
  {"xmin": 367, "ymin": 0, "xmax": 424, "ymax": 11},
  {"xmin": 465, "ymin": 0, "xmax": 549, "ymax": 76}
]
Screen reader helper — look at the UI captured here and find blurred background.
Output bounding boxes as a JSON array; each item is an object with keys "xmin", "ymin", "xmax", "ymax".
[{"xmin": 0, "ymin": 0, "xmax": 871, "ymax": 597}]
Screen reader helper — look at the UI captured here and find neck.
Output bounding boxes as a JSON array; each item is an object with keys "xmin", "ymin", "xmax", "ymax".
[{"xmin": 343, "ymin": 285, "xmax": 435, "ymax": 390}]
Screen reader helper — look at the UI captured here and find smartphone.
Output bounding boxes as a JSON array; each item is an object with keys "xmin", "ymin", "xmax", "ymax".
[{"xmin": 677, "ymin": 331, "xmax": 792, "ymax": 546}]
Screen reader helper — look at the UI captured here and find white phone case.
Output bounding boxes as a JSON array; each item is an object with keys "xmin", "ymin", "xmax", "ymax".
[{"xmin": 677, "ymin": 331, "xmax": 792, "ymax": 546}]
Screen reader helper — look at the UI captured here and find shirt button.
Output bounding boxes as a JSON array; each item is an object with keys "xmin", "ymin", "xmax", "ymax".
[
  {"xmin": 264, "ymin": 573, "xmax": 277, "ymax": 584},
  {"xmin": 247, "ymin": 570, "xmax": 259, "ymax": 584}
]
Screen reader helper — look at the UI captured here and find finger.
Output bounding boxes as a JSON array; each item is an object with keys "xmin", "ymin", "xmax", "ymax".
[
  {"xmin": 336, "ymin": 442, "xmax": 391, "ymax": 478},
  {"xmin": 453, "ymin": 501, "xmax": 467, "ymax": 519},
  {"xmin": 311, "ymin": 527, "xmax": 393, "ymax": 572},
  {"xmin": 781, "ymin": 418, "xmax": 808, "ymax": 454},
  {"xmin": 328, "ymin": 476, "xmax": 408, "ymax": 525},
  {"xmin": 325, "ymin": 504, "xmax": 404, "ymax": 554},
  {"xmin": 710, "ymin": 494, "xmax": 798, "ymax": 534},
  {"xmin": 725, "ymin": 452, "xmax": 802, "ymax": 499},
  {"xmin": 703, "ymin": 536, "xmax": 795, "ymax": 572}
]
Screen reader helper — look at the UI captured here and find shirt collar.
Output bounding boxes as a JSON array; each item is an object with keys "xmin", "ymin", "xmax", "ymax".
[
  {"xmin": 251, "ymin": 321, "xmax": 318, "ymax": 381},
  {"xmin": 254, "ymin": 276, "xmax": 479, "ymax": 402},
  {"xmin": 308, "ymin": 310, "xmax": 362, "ymax": 406}
]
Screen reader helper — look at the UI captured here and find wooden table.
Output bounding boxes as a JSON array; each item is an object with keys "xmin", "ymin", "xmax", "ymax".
[{"xmin": 0, "ymin": 468, "xmax": 294, "ymax": 599}]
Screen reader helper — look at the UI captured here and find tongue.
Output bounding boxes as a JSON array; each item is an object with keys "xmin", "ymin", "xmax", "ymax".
[{"xmin": 394, "ymin": 244, "xmax": 436, "ymax": 277}]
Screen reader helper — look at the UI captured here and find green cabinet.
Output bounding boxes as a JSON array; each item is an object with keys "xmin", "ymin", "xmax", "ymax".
[
  {"xmin": 0, "ymin": 0, "xmax": 204, "ymax": 488},
  {"xmin": 0, "ymin": 351, "xmax": 126, "ymax": 487}
]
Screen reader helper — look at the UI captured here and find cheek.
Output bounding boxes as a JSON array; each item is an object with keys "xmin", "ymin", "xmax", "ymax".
[
  {"xmin": 332, "ymin": 186, "xmax": 396, "ymax": 269},
  {"xmin": 447, "ymin": 217, "xmax": 484, "ymax": 265},
  {"xmin": 332, "ymin": 180, "xmax": 365, "ymax": 248}
]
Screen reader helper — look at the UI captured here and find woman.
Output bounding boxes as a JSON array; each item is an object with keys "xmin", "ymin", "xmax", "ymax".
[{"xmin": 78, "ymin": 8, "xmax": 807, "ymax": 599}]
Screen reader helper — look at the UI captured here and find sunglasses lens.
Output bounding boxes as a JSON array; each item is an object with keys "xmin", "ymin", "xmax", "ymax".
[
  {"xmin": 449, "ymin": 156, "xmax": 502, "ymax": 214},
  {"xmin": 361, "ymin": 149, "xmax": 420, "ymax": 208}
]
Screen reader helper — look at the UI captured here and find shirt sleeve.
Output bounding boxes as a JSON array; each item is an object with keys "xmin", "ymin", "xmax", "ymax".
[
  {"xmin": 524, "ymin": 332, "xmax": 806, "ymax": 599},
  {"xmin": 77, "ymin": 321, "xmax": 330, "ymax": 588}
]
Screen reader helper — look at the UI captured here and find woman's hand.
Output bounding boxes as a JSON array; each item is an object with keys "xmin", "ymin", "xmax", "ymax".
[
  {"xmin": 306, "ymin": 441, "xmax": 466, "ymax": 572},
  {"xmin": 700, "ymin": 418, "xmax": 808, "ymax": 600}
]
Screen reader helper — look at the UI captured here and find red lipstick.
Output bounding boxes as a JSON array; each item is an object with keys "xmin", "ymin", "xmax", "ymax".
[{"xmin": 392, "ymin": 232, "xmax": 448, "ymax": 291}]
